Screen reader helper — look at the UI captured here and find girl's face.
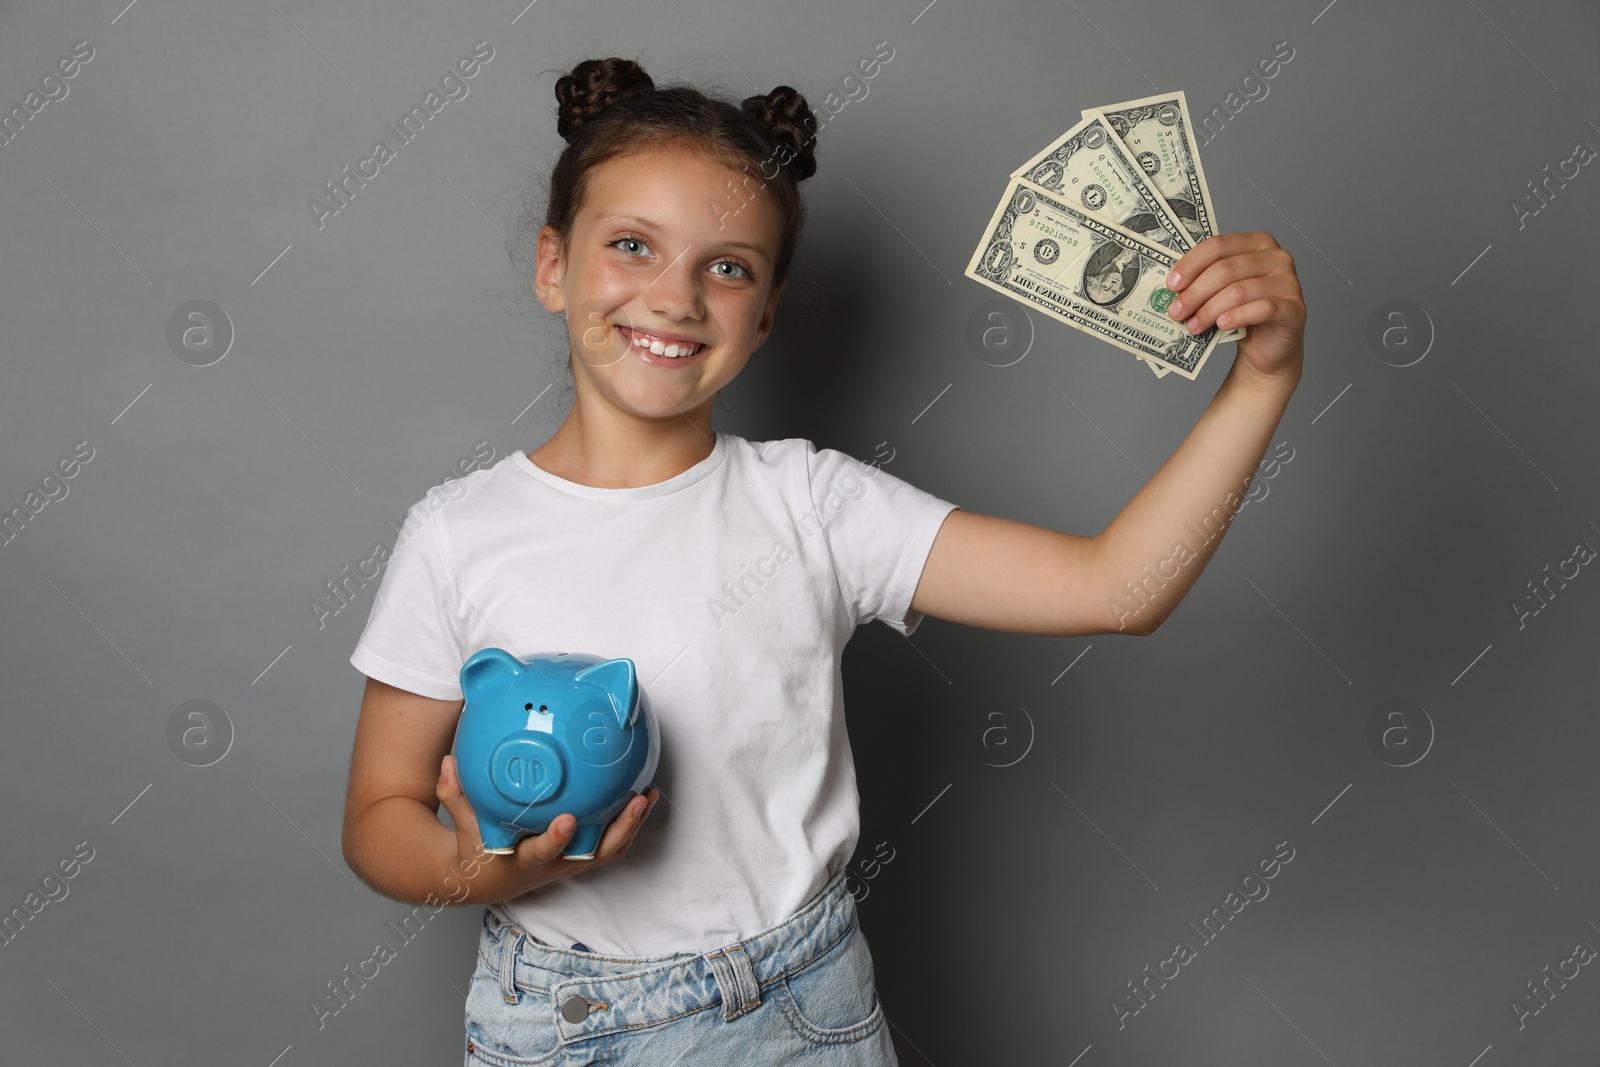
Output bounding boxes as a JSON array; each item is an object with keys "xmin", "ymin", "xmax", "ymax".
[{"xmin": 534, "ymin": 144, "xmax": 788, "ymax": 426}]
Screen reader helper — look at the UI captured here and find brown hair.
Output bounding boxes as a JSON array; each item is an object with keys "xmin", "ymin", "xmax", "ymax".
[{"xmin": 514, "ymin": 55, "xmax": 820, "ymax": 301}]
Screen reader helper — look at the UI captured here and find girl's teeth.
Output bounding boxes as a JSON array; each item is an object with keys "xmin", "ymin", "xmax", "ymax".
[{"xmin": 627, "ymin": 328, "xmax": 698, "ymax": 358}]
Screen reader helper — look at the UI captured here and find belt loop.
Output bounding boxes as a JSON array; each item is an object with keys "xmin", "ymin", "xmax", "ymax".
[
  {"xmin": 499, "ymin": 929, "xmax": 525, "ymax": 1004},
  {"xmin": 705, "ymin": 942, "xmax": 761, "ymax": 1021}
]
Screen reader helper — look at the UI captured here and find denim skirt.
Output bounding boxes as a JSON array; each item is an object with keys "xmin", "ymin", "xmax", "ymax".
[{"xmin": 462, "ymin": 865, "xmax": 899, "ymax": 1065}]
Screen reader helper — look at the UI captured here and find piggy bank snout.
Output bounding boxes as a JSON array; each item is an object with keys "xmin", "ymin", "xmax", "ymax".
[{"xmin": 489, "ymin": 735, "xmax": 565, "ymax": 805}]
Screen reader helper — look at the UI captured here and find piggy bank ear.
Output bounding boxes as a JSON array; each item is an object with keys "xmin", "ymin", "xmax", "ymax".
[
  {"xmin": 460, "ymin": 648, "xmax": 523, "ymax": 702},
  {"xmin": 573, "ymin": 657, "xmax": 638, "ymax": 726}
]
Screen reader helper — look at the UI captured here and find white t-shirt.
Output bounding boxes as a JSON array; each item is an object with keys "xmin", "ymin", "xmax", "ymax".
[{"xmin": 348, "ymin": 432, "xmax": 959, "ymax": 955}]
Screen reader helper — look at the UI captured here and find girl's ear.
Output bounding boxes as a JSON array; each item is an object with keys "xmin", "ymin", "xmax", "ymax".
[{"xmin": 533, "ymin": 225, "xmax": 567, "ymax": 313}]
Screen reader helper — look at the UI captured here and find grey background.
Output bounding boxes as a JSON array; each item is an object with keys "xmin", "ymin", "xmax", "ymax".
[{"xmin": 2, "ymin": 0, "xmax": 1597, "ymax": 1063}]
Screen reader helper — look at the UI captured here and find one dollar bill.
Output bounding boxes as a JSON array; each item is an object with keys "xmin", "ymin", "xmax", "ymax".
[
  {"xmin": 1084, "ymin": 90, "xmax": 1219, "ymax": 249},
  {"xmin": 1014, "ymin": 110, "xmax": 1204, "ymax": 377},
  {"xmin": 1012, "ymin": 111, "xmax": 1193, "ymax": 254},
  {"xmin": 964, "ymin": 176, "xmax": 1224, "ymax": 380},
  {"xmin": 1085, "ymin": 90, "xmax": 1244, "ymax": 347}
]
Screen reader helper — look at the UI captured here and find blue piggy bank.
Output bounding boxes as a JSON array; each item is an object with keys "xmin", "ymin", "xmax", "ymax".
[{"xmin": 452, "ymin": 648, "xmax": 660, "ymax": 860}]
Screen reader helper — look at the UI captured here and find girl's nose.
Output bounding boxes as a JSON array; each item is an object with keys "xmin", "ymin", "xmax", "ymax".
[{"xmin": 643, "ymin": 250, "xmax": 705, "ymax": 320}]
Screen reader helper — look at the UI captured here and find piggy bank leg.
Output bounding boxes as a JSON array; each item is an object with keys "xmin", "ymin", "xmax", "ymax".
[
  {"xmin": 478, "ymin": 820, "xmax": 521, "ymax": 855},
  {"xmin": 562, "ymin": 821, "xmax": 603, "ymax": 860}
]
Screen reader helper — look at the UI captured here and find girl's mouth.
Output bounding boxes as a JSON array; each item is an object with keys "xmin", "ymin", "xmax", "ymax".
[{"xmin": 618, "ymin": 325, "xmax": 707, "ymax": 363}]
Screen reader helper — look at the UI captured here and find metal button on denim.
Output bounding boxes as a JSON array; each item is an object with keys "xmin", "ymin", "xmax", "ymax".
[{"xmin": 561, "ymin": 994, "xmax": 590, "ymax": 1022}]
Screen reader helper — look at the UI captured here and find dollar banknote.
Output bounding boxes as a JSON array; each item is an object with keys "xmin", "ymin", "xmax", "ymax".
[
  {"xmin": 1083, "ymin": 91, "xmax": 1219, "ymax": 250},
  {"xmin": 964, "ymin": 176, "xmax": 1224, "ymax": 380},
  {"xmin": 1087, "ymin": 90, "xmax": 1244, "ymax": 347},
  {"xmin": 1013, "ymin": 109, "xmax": 1219, "ymax": 377},
  {"xmin": 1012, "ymin": 112, "xmax": 1193, "ymax": 254}
]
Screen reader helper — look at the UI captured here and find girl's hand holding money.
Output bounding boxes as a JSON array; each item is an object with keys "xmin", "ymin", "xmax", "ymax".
[{"xmin": 1163, "ymin": 231, "xmax": 1306, "ymax": 386}]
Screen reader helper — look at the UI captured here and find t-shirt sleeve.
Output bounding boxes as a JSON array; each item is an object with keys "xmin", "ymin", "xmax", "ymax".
[
  {"xmin": 348, "ymin": 499, "xmax": 468, "ymax": 701},
  {"xmin": 804, "ymin": 443, "xmax": 960, "ymax": 637}
]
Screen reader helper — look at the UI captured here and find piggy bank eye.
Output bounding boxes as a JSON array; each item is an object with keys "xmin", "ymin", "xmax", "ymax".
[{"xmin": 524, "ymin": 702, "xmax": 549, "ymax": 714}]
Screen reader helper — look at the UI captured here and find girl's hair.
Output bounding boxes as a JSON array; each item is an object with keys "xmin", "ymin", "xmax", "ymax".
[{"xmin": 520, "ymin": 55, "xmax": 820, "ymax": 295}]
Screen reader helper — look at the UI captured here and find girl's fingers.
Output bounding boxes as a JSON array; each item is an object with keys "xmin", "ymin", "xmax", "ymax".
[
  {"xmin": 592, "ymin": 787, "xmax": 660, "ymax": 862},
  {"xmin": 516, "ymin": 814, "xmax": 579, "ymax": 866},
  {"xmin": 1166, "ymin": 249, "xmax": 1286, "ymax": 323},
  {"xmin": 1214, "ymin": 297, "xmax": 1278, "ymax": 331},
  {"xmin": 1167, "ymin": 231, "xmax": 1279, "ymax": 291},
  {"xmin": 595, "ymin": 791, "xmax": 654, "ymax": 860},
  {"xmin": 1183, "ymin": 275, "xmax": 1298, "ymax": 334},
  {"xmin": 511, "ymin": 787, "xmax": 661, "ymax": 869}
]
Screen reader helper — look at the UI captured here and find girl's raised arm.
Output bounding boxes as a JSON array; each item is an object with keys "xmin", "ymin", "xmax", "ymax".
[{"xmin": 910, "ymin": 231, "xmax": 1306, "ymax": 637}]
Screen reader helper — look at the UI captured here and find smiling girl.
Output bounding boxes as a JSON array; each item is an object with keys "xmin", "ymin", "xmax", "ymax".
[{"xmin": 341, "ymin": 54, "xmax": 1306, "ymax": 1066}]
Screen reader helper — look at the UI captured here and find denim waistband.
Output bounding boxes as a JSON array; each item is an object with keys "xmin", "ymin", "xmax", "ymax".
[{"xmin": 477, "ymin": 865, "xmax": 855, "ymax": 1041}]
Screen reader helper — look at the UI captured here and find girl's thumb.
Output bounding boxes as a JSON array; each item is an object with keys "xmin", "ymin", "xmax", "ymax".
[{"xmin": 437, "ymin": 755, "xmax": 466, "ymax": 806}]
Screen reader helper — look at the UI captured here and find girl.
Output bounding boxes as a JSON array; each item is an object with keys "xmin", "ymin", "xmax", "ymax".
[{"xmin": 341, "ymin": 55, "xmax": 1306, "ymax": 1066}]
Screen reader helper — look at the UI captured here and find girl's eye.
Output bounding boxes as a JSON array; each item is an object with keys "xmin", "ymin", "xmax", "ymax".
[
  {"xmin": 609, "ymin": 237, "xmax": 755, "ymax": 282},
  {"xmin": 710, "ymin": 258, "xmax": 755, "ymax": 281}
]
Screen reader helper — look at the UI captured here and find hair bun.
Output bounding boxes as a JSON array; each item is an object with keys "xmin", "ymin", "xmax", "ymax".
[
  {"xmin": 741, "ymin": 85, "xmax": 818, "ymax": 182},
  {"xmin": 554, "ymin": 57, "xmax": 655, "ymax": 142}
]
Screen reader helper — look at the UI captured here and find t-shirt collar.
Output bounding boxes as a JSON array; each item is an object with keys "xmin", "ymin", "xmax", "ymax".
[{"xmin": 511, "ymin": 431, "xmax": 727, "ymax": 501}]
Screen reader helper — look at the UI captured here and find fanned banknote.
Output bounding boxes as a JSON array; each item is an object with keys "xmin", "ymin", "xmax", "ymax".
[
  {"xmin": 1083, "ymin": 91, "xmax": 1218, "ymax": 250},
  {"xmin": 969, "ymin": 89, "xmax": 1247, "ymax": 379},
  {"xmin": 1087, "ymin": 90, "xmax": 1245, "ymax": 346},
  {"xmin": 963, "ymin": 176, "xmax": 1224, "ymax": 380},
  {"xmin": 1010, "ymin": 109, "xmax": 1223, "ymax": 377},
  {"xmin": 1012, "ymin": 112, "xmax": 1193, "ymax": 254}
]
